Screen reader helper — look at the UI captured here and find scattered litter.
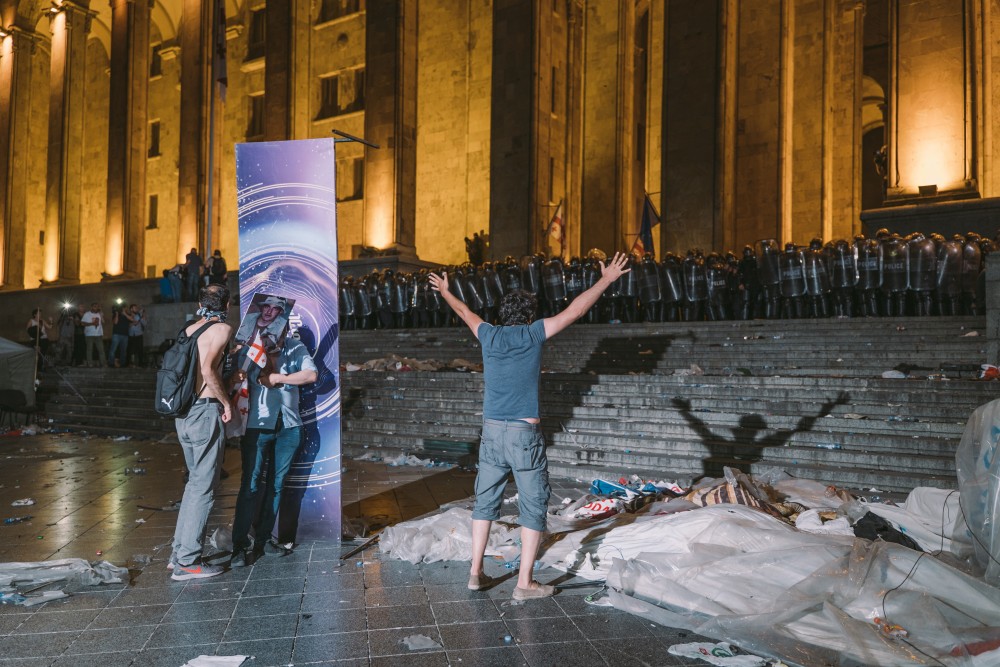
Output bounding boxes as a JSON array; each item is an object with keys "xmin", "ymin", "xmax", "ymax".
[
  {"xmin": 135, "ymin": 518, "xmax": 146, "ymax": 524},
  {"xmin": 180, "ymin": 656, "xmax": 248, "ymax": 667},
  {"xmin": 137, "ymin": 502, "xmax": 180, "ymax": 512},
  {"xmin": 502, "ymin": 493, "xmax": 519, "ymax": 505},
  {"xmin": 0, "ymin": 590, "xmax": 68, "ymax": 607},
  {"xmin": 124, "ymin": 467, "xmax": 146, "ymax": 475},
  {"xmin": 3, "ymin": 515, "xmax": 32, "ymax": 525},
  {"xmin": 10, "ymin": 499, "xmax": 35, "ymax": 507},
  {"xmin": 401, "ymin": 634, "xmax": 442, "ymax": 651},
  {"xmin": 667, "ymin": 642, "xmax": 766, "ymax": 666},
  {"xmin": 343, "ymin": 353, "xmax": 483, "ymax": 373},
  {"xmin": 962, "ymin": 330, "xmax": 980, "ymax": 337},
  {"xmin": 675, "ymin": 364, "xmax": 704, "ymax": 376},
  {"xmin": 980, "ymin": 364, "xmax": 1000, "ymax": 380},
  {"xmin": 842, "ymin": 413, "xmax": 866, "ymax": 420},
  {"xmin": 503, "ymin": 634, "xmax": 513, "ymax": 644},
  {"xmin": 881, "ymin": 370, "xmax": 907, "ymax": 379},
  {"xmin": 208, "ymin": 526, "xmax": 233, "ymax": 551},
  {"xmin": 0, "ymin": 558, "xmax": 128, "ymax": 589},
  {"xmin": 128, "ymin": 554, "xmax": 152, "ymax": 567}
]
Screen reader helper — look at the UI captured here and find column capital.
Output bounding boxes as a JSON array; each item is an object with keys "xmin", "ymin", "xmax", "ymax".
[
  {"xmin": 5, "ymin": 25, "xmax": 39, "ymax": 54},
  {"xmin": 47, "ymin": 1, "xmax": 99, "ymax": 33}
]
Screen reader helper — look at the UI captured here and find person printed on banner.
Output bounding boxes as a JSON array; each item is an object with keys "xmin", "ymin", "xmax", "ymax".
[
  {"xmin": 234, "ymin": 294, "xmax": 295, "ymax": 353},
  {"xmin": 230, "ymin": 320, "xmax": 318, "ymax": 565}
]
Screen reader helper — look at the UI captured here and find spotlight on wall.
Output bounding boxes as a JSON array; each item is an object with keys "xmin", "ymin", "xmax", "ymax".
[{"xmin": 918, "ymin": 184, "xmax": 938, "ymax": 196}]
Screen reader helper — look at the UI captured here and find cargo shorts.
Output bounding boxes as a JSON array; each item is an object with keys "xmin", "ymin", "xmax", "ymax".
[{"xmin": 472, "ymin": 418, "xmax": 551, "ymax": 532}]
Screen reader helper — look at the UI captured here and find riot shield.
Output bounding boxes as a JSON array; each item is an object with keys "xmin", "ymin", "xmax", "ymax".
[
  {"xmin": 660, "ymin": 257, "xmax": 684, "ymax": 304},
  {"xmin": 855, "ymin": 239, "xmax": 882, "ymax": 290},
  {"xmin": 683, "ymin": 255, "xmax": 708, "ymax": 302},
  {"xmin": 829, "ymin": 240, "xmax": 857, "ymax": 289},
  {"xmin": 907, "ymin": 236, "xmax": 937, "ymax": 292},
  {"xmin": 520, "ymin": 256, "xmax": 541, "ymax": 295},
  {"xmin": 638, "ymin": 256, "xmax": 663, "ymax": 304},
  {"xmin": 936, "ymin": 241, "xmax": 963, "ymax": 297},
  {"xmin": 756, "ymin": 239, "xmax": 781, "ymax": 286},
  {"xmin": 779, "ymin": 248, "xmax": 807, "ymax": 298},
  {"xmin": 804, "ymin": 247, "xmax": 831, "ymax": 296},
  {"xmin": 542, "ymin": 258, "xmax": 567, "ymax": 303},
  {"xmin": 880, "ymin": 237, "xmax": 908, "ymax": 294},
  {"xmin": 961, "ymin": 241, "xmax": 983, "ymax": 294}
]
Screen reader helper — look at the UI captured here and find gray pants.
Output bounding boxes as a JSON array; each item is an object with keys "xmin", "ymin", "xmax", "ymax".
[
  {"xmin": 172, "ymin": 400, "xmax": 225, "ymax": 566},
  {"xmin": 85, "ymin": 336, "xmax": 106, "ymax": 367}
]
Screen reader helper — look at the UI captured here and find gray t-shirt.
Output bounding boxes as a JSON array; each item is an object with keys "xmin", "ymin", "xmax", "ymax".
[{"xmin": 477, "ymin": 320, "xmax": 547, "ymax": 420}]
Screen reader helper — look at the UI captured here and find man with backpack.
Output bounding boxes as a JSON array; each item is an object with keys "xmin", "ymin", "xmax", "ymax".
[{"xmin": 158, "ymin": 283, "xmax": 233, "ymax": 581}]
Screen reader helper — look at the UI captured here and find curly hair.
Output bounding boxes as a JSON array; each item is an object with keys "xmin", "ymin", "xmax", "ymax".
[
  {"xmin": 499, "ymin": 289, "xmax": 537, "ymax": 326},
  {"xmin": 199, "ymin": 283, "xmax": 230, "ymax": 312}
]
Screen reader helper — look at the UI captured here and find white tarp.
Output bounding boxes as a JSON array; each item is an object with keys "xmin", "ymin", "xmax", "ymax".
[
  {"xmin": 605, "ymin": 505, "xmax": 1000, "ymax": 666},
  {"xmin": 956, "ymin": 398, "xmax": 1000, "ymax": 584}
]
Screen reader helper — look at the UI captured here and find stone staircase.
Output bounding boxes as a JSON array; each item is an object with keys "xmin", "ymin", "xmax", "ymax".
[{"xmin": 38, "ymin": 316, "xmax": 996, "ymax": 493}]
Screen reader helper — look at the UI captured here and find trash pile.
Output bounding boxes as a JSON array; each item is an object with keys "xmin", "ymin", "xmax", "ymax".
[
  {"xmin": 0, "ymin": 558, "xmax": 129, "ymax": 607},
  {"xmin": 343, "ymin": 354, "xmax": 482, "ymax": 373},
  {"xmin": 353, "ymin": 451, "xmax": 455, "ymax": 468},
  {"xmin": 380, "ymin": 396, "xmax": 1000, "ymax": 666}
]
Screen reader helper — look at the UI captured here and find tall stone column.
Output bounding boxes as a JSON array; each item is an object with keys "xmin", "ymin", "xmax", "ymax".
[
  {"xmin": 43, "ymin": 0, "xmax": 93, "ymax": 284},
  {"xmin": 105, "ymin": 0, "xmax": 149, "ymax": 279},
  {"xmin": 363, "ymin": 0, "xmax": 417, "ymax": 254},
  {"xmin": 0, "ymin": 27, "xmax": 37, "ymax": 289},
  {"xmin": 177, "ymin": 0, "xmax": 212, "ymax": 261},
  {"xmin": 264, "ymin": 2, "xmax": 291, "ymax": 141}
]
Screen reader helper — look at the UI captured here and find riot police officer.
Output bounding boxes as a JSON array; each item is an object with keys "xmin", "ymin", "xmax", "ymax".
[
  {"xmin": 705, "ymin": 253, "xmax": 730, "ymax": 321},
  {"xmin": 542, "ymin": 256, "xmax": 568, "ymax": 316},
  {"xmin": 961, "ymin": 234, "xmax": 983, "ymax": 315},
  {"xmin": 682, "ymin": 250, "xmax": 708, "ymax": 321},
  {"xmin": 757, "ymin": 239, "xmax": 782, "ymax": 319},
  {"xmin": 389, "ymin": 271, "xmax": 409, "ymax": 328},
  {"xmin": 803, "ymin": 238, "xmax": 831, "ymax": 318},
  {"xmin": 478, "ymin": 262, "xmax": 504, "ymax": 324},
  {"xmin": 637, "ymin": 253, "xmax": 663, "ymax": 322},
  {"xmin": 880, "ymin": 234, "xmax": 908, "ymax": 316},
  {"xmin": 736, "ymin": 246, "xmax": 760, "ymax": 320},
  {"xmin": 778, "ymin": 243, "xmax": 807, "ymax": 319},
  {"xmin": 854, "ymin": 234, "xmax": 882, "ymax": 317},
  {"xmin": 828, "ymin": 239, "xmax": 857, "ymax": 317},
  {"xmin": 906, "ymin": 233, "xmax": 936, "ymax": 316},
  {"xmin": 339, "ymin": 276, "xmax": 357, "ymax": 331},
  {"xmin": 659, "ymin": 253, "xmax": 685, "ymax": 322}
]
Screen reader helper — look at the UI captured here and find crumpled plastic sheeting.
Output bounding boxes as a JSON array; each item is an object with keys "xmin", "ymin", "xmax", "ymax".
[
  {"xmin": 956, "ymin": 398, "xmax": 1000, "ymax": 584},
  {"xmin": 0, "ymin": 558, "xmax": 129, "ymax": 589},
  {"xmin": 864, "ymin": 487, "xmax": 973, "ymax": 558},
  {"xmin": 379, "ymin": 508, "xmax": 521, "ymax": 563},
  {"xmin": 180, "ymin": 656, "xmax": 247, "ymax": 667},
  {"xmin": 605, "ymin": 505, "xmax": 1000, "ymax": 666}
]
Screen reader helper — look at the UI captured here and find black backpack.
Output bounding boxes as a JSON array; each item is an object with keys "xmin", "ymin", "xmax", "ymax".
[{"xmin": 155, "ymin": 320, "xmax": 218, "ymax": 418}]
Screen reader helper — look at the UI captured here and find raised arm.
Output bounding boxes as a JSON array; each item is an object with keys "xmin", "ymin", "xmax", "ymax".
[
  {"xmin": 428, "ymin": 271, "xmax": 484, "ymax": 339},
  {"xmin": 543, "ymin": 252, "xmax": 630, "ymax": 339}
]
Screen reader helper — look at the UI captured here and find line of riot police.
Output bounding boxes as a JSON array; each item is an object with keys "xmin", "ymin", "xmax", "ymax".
[{"xmin": 337, "ymin": 229, "xmax": 993, "ymax": 329}]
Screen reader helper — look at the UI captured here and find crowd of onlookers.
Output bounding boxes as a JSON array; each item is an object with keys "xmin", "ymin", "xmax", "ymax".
[
  {"xmin": 339, "ymin": 229, "xmax": 995, "ymax": 329},
  {"xmin": 27, "ymin": 301, "xmax": 149, "ymax": 369},
  {"xmin": 159, "ymin": 248, "xmax": 229, "ymax": 303}
]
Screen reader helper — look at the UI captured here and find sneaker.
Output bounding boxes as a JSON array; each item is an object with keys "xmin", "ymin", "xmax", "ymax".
[
  {"xmin": 512, "ymin": 583, "xmax": 556, "ymax": 600},
  {"xmin": 264, "ymin": 539, "xmax": 293, "ymax": 556},
  {"xmin": 230, "ymin": 549, "xmax": 249, "ymax": 568},
  {"xmin": 170, "ymin": 562, "xmax": 225, "ymax": 581}
]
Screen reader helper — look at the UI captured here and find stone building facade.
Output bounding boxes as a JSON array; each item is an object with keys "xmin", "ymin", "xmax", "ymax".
[{"xmin": 0, "ymin": 0, "xmax": 996, "ymax": 289}]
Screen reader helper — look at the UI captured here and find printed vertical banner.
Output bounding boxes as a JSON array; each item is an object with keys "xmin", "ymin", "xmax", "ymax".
[{"xmin": 235, "ymin": 139, "xmax": 341, "ymax": 542}]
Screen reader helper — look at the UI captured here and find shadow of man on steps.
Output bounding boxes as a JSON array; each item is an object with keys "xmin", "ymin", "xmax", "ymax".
[{"xmin": 672, "ymin": 390, "xmax": 850, "ymax": 479}]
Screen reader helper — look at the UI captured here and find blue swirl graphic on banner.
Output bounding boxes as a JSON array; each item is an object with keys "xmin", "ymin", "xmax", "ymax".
[{"xmin": 236, "ymin": 139, "xmax": 341, "ymax": 542}]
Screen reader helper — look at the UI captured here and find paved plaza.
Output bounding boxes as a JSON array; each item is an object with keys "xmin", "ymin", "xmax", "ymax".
[{"xmin": 0, "ymin": 434, "xmax": 715, "ymax": 667}]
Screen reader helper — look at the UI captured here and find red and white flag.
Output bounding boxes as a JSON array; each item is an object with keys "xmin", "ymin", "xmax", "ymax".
[{"xmin": 246, "ymin": 331, "xmax": 268, "ymax": 368}]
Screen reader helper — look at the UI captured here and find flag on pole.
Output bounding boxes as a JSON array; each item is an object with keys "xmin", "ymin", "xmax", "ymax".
[
  {"xmin": 213, "ymin": 0, "xmax": 228, "ymax": 103},
  {"xmin": 631, "ymin": 194, "xmax": 660, "ymax": 256},
  {"xmin": 546, "ymin": 199, "xmax": 565, "ymax": 257}
]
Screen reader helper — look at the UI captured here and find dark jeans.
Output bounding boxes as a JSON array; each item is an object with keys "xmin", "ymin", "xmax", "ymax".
[
  {"xmin": 128, "ymin": 335, "xmax": 145, "ymax": 367},
  {"xmin": 231, "ymin": 418, "xmax": 303, "ymax": 551}
]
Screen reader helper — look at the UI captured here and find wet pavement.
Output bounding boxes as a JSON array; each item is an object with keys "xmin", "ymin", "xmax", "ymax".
[{"xmin": 0, "ymin": 434, "xmax": 714, "ymax": 666}]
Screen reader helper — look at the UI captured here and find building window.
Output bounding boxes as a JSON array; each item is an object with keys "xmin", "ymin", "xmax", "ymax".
[
  {"xmin": 319, "ymin": 0, "xmax": 365, "ymax": 23},
  {"xmin": 147, "ymin": 194, "xmax": 158, "ymax": 230},
  {"xmin": 150, "ymin": 43, "xmax": 163, "ymax": 78},
  {"xmin": 317, "ymin": 68, "xmax": 365, "ymax": 119},
  {"xmin": 148, "ymin": 121, "xmax": 161, "ymax": 158},
  {"xmin": 337, "ymin": 157, "xmax": 364, "ymax": 202},
  {"xmin": 247, "ymin": 94, "xmax": 265, "ymax": 140},
  {"xmin": 246, "ymin": 9, "xmax": 266, "ymax": 61}
]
